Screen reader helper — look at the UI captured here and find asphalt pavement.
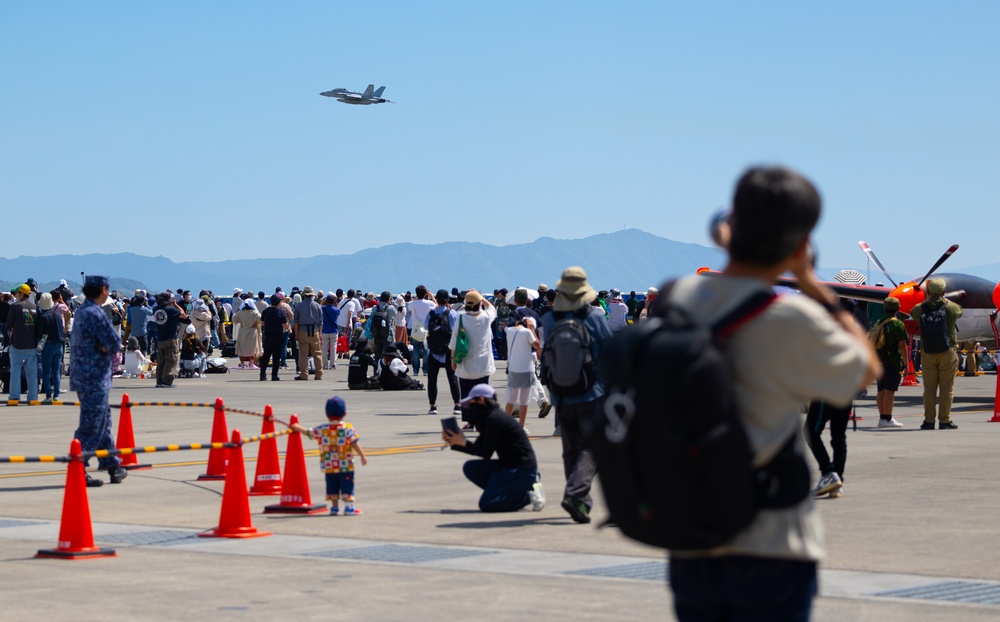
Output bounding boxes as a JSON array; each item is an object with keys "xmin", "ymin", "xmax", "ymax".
[{"xmin": 2, "ymin": 362, "xmax": 1000, "ymax": 621}]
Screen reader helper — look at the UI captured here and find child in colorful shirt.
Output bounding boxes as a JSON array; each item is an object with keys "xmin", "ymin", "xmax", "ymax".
[{"xmin": 292, "ymin": 395, "xmax": 367, "ymax": 515}]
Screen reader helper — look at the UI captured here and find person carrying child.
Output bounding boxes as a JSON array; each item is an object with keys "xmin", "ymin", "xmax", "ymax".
[{"xmin": 291, "ymin": 396, "xmax": 368, "ymax": 515}]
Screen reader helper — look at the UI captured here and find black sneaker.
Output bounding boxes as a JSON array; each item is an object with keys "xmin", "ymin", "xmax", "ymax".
[
  {"xmin": 260, "ymin": 376, "xmax": 266, "ymax": 381},
  {"xmin": 108, "ymin": 466, "xmax": 128, "ymax": 484},
  {"xmin": 538, "ymin": 401, "xmax": 552, "ymax": 419},
  {"xmin": 86, "ymin": 474, "xmax": 104, "ymax": 488},
  {"xmin": 561, "ymin": 497, "xmax": 591, "ymax": 524},
  {"xmin": 939, "ymin": 421, "xmax": 959, "ymax": 430},
  {"xmin": 920, "ymin": 421, "xmax": 936, "ymax": 430}
]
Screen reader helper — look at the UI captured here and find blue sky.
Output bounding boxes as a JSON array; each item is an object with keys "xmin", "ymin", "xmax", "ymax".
[{"xmin": 2, "ymin": 2, "xmax": 997, "ymax": 278}]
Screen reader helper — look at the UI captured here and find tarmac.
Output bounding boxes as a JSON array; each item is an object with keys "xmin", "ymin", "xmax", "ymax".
[{"xmin": 2, "ymin": 361, "xmax": 1000, "ymax": 621}]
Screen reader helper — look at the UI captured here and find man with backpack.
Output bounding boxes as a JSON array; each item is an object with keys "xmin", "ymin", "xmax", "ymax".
[
  {"xmin": 425, "ymin": 288, "xmax": 461, "ymax": 416},
  {"xmin": 604, "ymin": 167, "xmax": 878, "ymax": 621},
  {"xmin": 540, "ymin": 266, "xmax": 613, "ymax": 524},
  {"xmin": 871, "ymin": 296, "xmax": 909, "ymax": 428},
  {"xmin": 910, "ymin": 278, "xmax": 963, "ymax": 430},
  {"xmin": 368, "ymin": 291, "xmax": 396, "ymax": 360}
]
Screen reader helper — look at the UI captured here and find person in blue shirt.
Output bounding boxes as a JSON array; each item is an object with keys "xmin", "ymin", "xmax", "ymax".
[
  {"xmin": 70, "ymin": 275, "xmax": 128, "ymax": 487},
  {"xmin": 540, "ymin": 266, "xmax": 613, "ymax": 524}
]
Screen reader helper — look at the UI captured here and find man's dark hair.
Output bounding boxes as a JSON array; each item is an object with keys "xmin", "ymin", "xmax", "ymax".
[
  {"xmin": 347, "ymin": 289, "xmax": 355, "ymax": 298},
  {"xmin": 728, "ymin": 166, "xmax": 821, "ymax": 266},
  {"xmin": 336, "ymin": 288, "xmax": 344, "ymax": 298},
  {"xmin": 82, "ymin": 284, "xmax": 104, "ymax": 299},
  {"xmin": 380, "ymin": 291, "xmax": 391, "ymax": 303},
  {"xmin": 415, "ymin": 285, "xmax": 427, "ymax": 299},
  {"xmin": 258, "ymin": 291, "xmax": 265, "ymax": 298}
]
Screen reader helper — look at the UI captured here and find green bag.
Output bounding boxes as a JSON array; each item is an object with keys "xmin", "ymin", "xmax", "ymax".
[{"xmin": 453, "ymin": 315, "xmax": 469, "ymax": 364}]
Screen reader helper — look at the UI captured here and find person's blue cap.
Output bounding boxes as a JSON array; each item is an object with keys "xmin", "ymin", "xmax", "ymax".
[
  {"xmin": 326, "ymin": 396, "xmax": 346, "ymax": 418},
  {"xmin": 84, "ymin": 275, "xmax": 109, "ymax": 287}
]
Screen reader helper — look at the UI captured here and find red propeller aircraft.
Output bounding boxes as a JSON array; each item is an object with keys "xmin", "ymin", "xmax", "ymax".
[{"xmin": 774, "ymin": 241, "xmax": 1000, "ymax": 345}]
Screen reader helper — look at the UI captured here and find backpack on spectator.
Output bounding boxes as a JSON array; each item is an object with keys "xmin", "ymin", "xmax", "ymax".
[
  {"xmin": 919, "ymin": 300, "xmax": 951, "ymax": 353},
  {"xmin": 426, "ymin": 309, "xmax": 452, "ymax": 356},
  {"xmin": 539, "ymin": 306, "xmax": 596, "ymax": 396},
  {"xmin": 370, "ymin": 303, "xmax": 391, "ymax": 344},
  {"xmin": 867, "ymin": 317, "xmax": 889, "ymax": 352},
  {"xmin": 592, "ymin": 284, "xmax": 810, "ymax": 551}
]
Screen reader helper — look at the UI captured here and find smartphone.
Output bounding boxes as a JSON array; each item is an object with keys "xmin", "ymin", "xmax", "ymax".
[{"xmin": 441, "ymin": 416, "xmax": 460, "ymax": 435}]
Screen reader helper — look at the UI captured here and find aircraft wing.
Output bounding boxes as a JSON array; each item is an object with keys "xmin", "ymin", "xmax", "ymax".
[{"xmin": 774, "ymin": 276, "xmax": 891, "ymax": 304}]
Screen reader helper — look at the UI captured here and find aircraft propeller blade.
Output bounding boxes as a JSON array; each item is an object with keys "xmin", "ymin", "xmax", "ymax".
[
  {"xmin": 858, "ymin": 241, "xmax": 897, "ymax": 287},
  {"xmin": 915, "ymin": 244, "xmax": 960, "ymax": 288}
]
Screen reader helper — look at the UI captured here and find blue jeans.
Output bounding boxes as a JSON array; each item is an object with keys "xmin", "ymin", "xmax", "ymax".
[
  {"xmin": 8, "ymin": 347, "xmax": 38, "ymax": 402},
  {"xmin": 40, "ymin": 342, "xmax": 64, "ymax": 399},
  {"xmin": 411, "ymin": 339, "xmax": 426, "ymax": 374},
  {"xmin": 462, "ymin": 459, "xmax": 535, "ymax": 512},
  {"xmin": 669, "ymin": 555, "xmax": 817, "ymax": 622}
]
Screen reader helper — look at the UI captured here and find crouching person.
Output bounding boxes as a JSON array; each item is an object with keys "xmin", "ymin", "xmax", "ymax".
[
  {"xmin": 378, "ymin": 344, "xmax": 424, "ymax": 391},
  {"xmin": 442, "ymin": 384, "xmax": 545, "ymax": 512}
]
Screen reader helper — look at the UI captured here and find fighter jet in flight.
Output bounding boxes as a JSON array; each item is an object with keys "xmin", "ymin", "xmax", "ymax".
[{"xmin": 320, "ymin": 84, "xmax": 391, "ymax": 105}]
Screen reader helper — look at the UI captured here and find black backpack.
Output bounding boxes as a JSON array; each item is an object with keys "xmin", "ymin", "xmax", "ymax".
[
  {"xmin": 919, "ymin": 301, "xmax": 951, "ymax": 353},
  {"xmin": 426, "ymin": 309, "xmax": 452, "ymax": 355},
  {"xmin": 539, "ymin": 307, "xmax": 596, "ymax": 396},
  {"xmin": 370, "ymin": 303, "xmax": 391, "ymax": 343},
  {"xmin": 593, "ymin": 286, "xmax": 810, "ymax": 550}
]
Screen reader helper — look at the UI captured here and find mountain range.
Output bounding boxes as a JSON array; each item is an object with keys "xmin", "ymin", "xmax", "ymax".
[{"xmin": 0, "ymin": 229, "xmax": 726, "ymax": 295}]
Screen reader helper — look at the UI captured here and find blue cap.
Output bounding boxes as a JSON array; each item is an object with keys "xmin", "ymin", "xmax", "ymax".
[
  {"xmin": 326, "ymin": 396, "xmax": 346, "ymax": 418},
  {"xmin": 84, "ymin": 275, "xmax": 109, "ymax": 287}
]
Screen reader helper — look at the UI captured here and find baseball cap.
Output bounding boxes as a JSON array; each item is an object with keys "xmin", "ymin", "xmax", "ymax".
[
  {"xmin": 459, "ymin": 383, "xmax": 495, "ymax": 404},
  {"xmin": 326, "ymin": 396, "xmax": 347, "ymax": 418}
]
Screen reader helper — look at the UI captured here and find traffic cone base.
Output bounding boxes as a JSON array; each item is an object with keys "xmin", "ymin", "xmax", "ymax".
[
  {"xmin": 198, "ymin": 526, "xmax": 272, "ymax": 539},
  {"xmin": 36, "ymin": 546, "xmax": 117, "ymax": 559},
  {"xmin": 264, "ymin": 501, "xmax": 327, "ymax": 514},
  {"xmin": 197, "ymin": 473, "xmax": 226, "ymax": 481}
]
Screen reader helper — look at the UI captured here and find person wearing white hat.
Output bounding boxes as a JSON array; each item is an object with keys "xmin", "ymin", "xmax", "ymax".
[{"xmin": 442, "ymin": 384, "xmax": 544, "ymax": 513}]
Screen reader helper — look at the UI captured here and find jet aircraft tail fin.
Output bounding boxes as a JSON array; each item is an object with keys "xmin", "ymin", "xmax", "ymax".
[
  {"xmin": 362, "ymin": 84, "xmax": 374, "ymax": 99},
  {"xmin": 373, "ymin": 86, "xmax": 386, "ymax": 98}
]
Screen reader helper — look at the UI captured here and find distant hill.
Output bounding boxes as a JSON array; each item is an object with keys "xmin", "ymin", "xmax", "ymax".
[{"xmin": 0, "ymin": 230, "xmax": 725, "ymax": 295}]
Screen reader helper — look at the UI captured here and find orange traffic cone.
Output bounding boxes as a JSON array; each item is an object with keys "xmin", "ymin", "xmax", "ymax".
[
  {"xmin": 116, "ymin": 393, "xmax": 150, "ymax": 470},
  {"xmin": 36, "ymin": 439, "xmax": 117, "ymax": 559},
  {"xmin": 249, "ymin": 405, "xmax": 282, "ymax": 496},
  {"xmin": 200, "ymin": 429, "xmax": 272, "ymax": 539},
  {"xmin": 901, "ymin": 341, "xmax": 920, "ymax": 387},
  {"xmin": 199, "ymin": 397, "xmax": 229, "ymax": 480},
  {"xmin": 265, "ymin": 414, "xmax": 326, "ymax": 514}
]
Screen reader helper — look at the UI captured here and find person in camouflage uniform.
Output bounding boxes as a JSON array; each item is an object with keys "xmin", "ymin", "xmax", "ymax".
[{"xmin": 70, "ymin": 275, "xmax": 127, "ymax": 487}]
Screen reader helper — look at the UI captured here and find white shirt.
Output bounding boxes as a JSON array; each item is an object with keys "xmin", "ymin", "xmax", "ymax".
[
  {"xmin": 410, "ymin": 298, "xmax": 436, "ymax": 327},
  {"xmin": 504, "ymin": 326, "xmax": 537, "ymax": 373},
  {"xmin": 338, "ymin": 298, "xmax": 360, "ymax": 329},
  {"xmin": 669, "ymin": 273, "xmax": 868, "ymax": 562},
  {"xmin": 607, "ymin": 299, "xmax": 629, "ymax": 330},
  {"xmin": 449, "ymin": 305, "xmax": 498, "ymax": 379}
]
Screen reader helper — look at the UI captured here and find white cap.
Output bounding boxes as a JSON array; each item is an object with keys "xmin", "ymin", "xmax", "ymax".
[{"xmin": 459, "ymin": 383, "xmax": 496, "ymax": 404}]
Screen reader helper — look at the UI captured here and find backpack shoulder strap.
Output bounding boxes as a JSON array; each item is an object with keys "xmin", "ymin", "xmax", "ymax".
[{"xmin": 712, "ymin": 291, "xmax": 778, "ymax": 339}]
